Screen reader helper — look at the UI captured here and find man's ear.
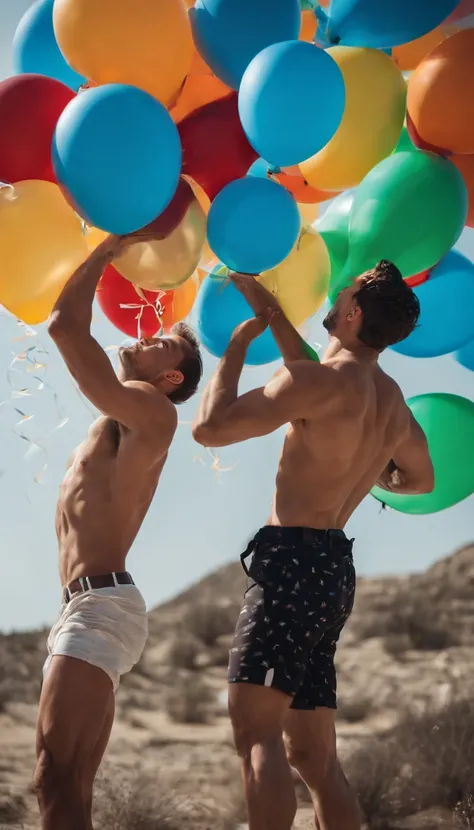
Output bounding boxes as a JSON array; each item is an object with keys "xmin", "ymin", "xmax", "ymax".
[
  {"xmin": 346, "ymin": 305, "xmax": 362, "ymax": 322},
  {"xmin": 164, "ymin": 369, "xmax": 184, "ymax": 387}
]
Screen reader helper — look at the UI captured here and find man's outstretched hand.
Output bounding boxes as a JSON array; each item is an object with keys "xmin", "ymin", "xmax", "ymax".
[
  {"xmin": 231, "ymin": 316, "xmax": 268, "ymax": 347},
  {"xmin": 230, "ymin": 272, "xmax": 281, "ymax": 323}
]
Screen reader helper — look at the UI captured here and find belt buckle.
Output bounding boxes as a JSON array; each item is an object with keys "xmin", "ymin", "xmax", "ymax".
[{"xmin": 63, "ymin": 585, "xmax": 71, "ymax": 604}]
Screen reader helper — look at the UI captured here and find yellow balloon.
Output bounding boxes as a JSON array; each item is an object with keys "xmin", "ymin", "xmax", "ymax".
[
  {"xmin": 0, "ymin": 181, "xmax": 95, "ymax": 325},
  {"xmin": 53, "ymin": 0, "xmax": 193, "ymax": 106},
  {"xmin": 300, "ymin": 47, "xmax": 406, "ymax": 192},
  {"xmin": 259, "ymin": 227, "xmax": 330, "ymax": 328},
  {"xmin": 182, "ymin": 175, "xmax": 214, "ymax": 267},
  {"xmin": 114, "ymin": 196, "xmax": 207, "ymax": 291},
  {"xmin": 299, "ymin": 202, "xmax": 320, "ymax": 225}
]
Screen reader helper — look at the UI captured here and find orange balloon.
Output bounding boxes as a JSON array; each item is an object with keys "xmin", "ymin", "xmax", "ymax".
[
  {"xmin": 275, "ymin": 166, "xmax": 339, "ymax": 204},
  {"xmin": 167, "ymin": 275, "xmax": 199, "ymax": 326},
  {"xmin": 407, "ymin": 29, "xmax": 474, "ymax": 155},
  {"xmin": 170, "ymin": 50, "xmax": 230, "ymax": 122},
  {"xmin": 392, "ymin": 25, "xmax": 451, "ymax": 71},
  {"xmin": 452, "ymin": 154, "xmax": 474, "ymax": 227},
  {"xmin": 300, "ymin": 10, "xmax": 317, "ymax": 42}
]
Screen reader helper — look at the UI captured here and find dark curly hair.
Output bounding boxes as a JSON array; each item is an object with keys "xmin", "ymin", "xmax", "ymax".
[
  {"xmin": 168, "ymin": 322, "xmax": 203, "ymax": 404},
  {"xmin": 354, "ymin": 260, "xmax": 420, "ymax": 351}
]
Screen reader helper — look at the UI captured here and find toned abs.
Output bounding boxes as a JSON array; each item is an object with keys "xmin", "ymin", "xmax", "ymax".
[{"xmin": 56, "ymin": 416, "xmax": 166, "ymax": 585}]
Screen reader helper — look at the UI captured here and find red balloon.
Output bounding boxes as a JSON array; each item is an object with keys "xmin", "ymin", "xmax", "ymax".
[
  {"xmin": 142, "ymin": 177, "xmax": 195, "ymax": 237},
  {"xmin": 0, "ymin": 74, "xmax": 75, "ymax": 184},
  {"xmin": 406, "ymin": 268, "xmax": 431, "ymax": 287},
  {"xmin": 406, "ymin": 112, "xmax": 451, "ymax": 157},
  {"xmin": 177, "ymin": 92, "xmax": 258, "ymax": 200},
  {"xmin": 97, "ymin": 266, "xmax": 167, "ymax": 339},
  {"xmin": 444, "ymin": 0, "xmax": 474, "ymax": 24}
]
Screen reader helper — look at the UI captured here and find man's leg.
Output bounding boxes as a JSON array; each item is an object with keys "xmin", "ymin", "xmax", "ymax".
[
  {"xmin": 229, "ymin": 682, "xmax": 296, "ymax": 830},
  {"xmin": 34, "ymin": 655, "xmax": 115, "ymax": 830},
  {"xmin": 284, "ymin": 708, "xmax": 361, "ymax": 830}
]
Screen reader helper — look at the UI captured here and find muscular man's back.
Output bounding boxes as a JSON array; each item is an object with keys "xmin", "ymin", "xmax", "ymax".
[
  {"xmin": 56, "ymin": 415, "xmax": 167, "ymax": 585},
  {"xmin": 272, "ymin": 357, "xmax": 407, "ymax": 529}
]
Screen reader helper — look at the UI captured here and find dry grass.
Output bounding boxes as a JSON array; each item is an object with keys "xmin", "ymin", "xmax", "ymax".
[
  {"xmin": 164, "ymin": 675, "xmax": 216, "ymax": 724},
  {"xmin": 347, "ymin": 698, "xmax": 474, "ymax": 828},
  {"xmin": 94, "ymin": 772, "xmax": 239, "ymax": 830},
  {"xmin": 337, "ymin": 694, "xmax": 374, "ymax": 723},
  {"xmin": 0, "ymin": 792, "xmax": 27, "ymax": 825},
  {"xmin": 167, "ymin": 635, "xmax": 201, "ymax": 671}
]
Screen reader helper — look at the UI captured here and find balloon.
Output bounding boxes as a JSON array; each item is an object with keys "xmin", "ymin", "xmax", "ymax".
[
  {"xmin": 0, "ymin": 181, "xmax": 95, "ymax": 325},
  {"xmin": 344, "ymin": 152, "xmax": 468, "ymax": 284},
  {"xmin": 190, "ymin": 0, "xmax": 300, "ymax": 90},
  {"xmin": 239, "ymin": 41, "xmax": 345, "ymax": 168},
  {"xmin": 444, "ymin": 0, "xmax": 474, "ymax": 24},
  {"xmin": 0, "ymin": 74, "xmax": 75, "ymax": 184},
  {"xmin": 299, "ymin": 203, "xmax": 320, "ymax": 224},
  {"xmin": 407, "ymin": 30, "xmax": 474, "ymax": 156},
  {"xmin": 178, "ymin": 93, "xmax": 258, "ymax": 201},
  {"xmin": 195, "ymin": 271, "xmax": 280, "ymax": 365},
  {"xmin": 317, "ymin": 0, "xmax": 460, "ymax": 48},
  {"xmin": 97, "ymin": 265, "xmax": 198, "ymax": 339},
  {"xmin": 300, "ymin": 47, "xmax": 406, "ymax": 192},
  {"xmin": 394, "ymin": 125, "xmax": 418, "ymax": 154},
  {"xmin": 391, "ymin": 252, "xmax": 474, "ymax": 358},
  {"xmin": 114, "ymin": 187, "xmax": 206, "ymax": 291},
  {"xmin": 52, "ymin": 84, "xmax": 182, "ymax": 235},
  {"xmin": 456, "ymin": 339, "xmax": 474, "ymax": 372},
  {"xmin": 451, "ymin": 154, "xmax": 474, "ymax": 228},
  {"xmin": 391, "ymin": 24, "xmax": 453, "ymax": 72},
  {"xmin": 169, "ymin": 50, "xmax": 230, "ymax": 123},
  {"xmin": 207, "ymin": 177, "xmax": 301, "ymax": 274},
  {"xmin": 247, "ymin": 159, "xmax": 336, "ymax": 205},
  {"xmin": 183, "ymin": 176, "xmax": 214, "ymax": 266},
  {"xmin": 405, "ymin": 268, "xmax": 431, "ymax": 287},
  {"xmin": 13, "ymin": 0, "xmax": 85, "ymax": 90},
  {"xmin": 316, "ymin": 191, "xmax": 355, "ymax": 302},
  {"xmin": 53, "ymin": 0, "xmax": 193, "ymax": 106},
  {"xmin": 372, "ymin": 393, "xmax": 474, "ymax": 514},
  {"xmin": 300, "ymin": 9, "xmax": 317, "ymax": 41},
  {"xmin": 259, "ymin": 228, "xmax": 330, "ymax": 327}
]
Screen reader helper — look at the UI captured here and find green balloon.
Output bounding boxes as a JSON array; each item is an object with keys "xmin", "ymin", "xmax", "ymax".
[
  {"xmin": 393, "ymin": 125, "xmax": 417, "ymax": 154},
  {"xmin": 372, "ymin": 393, "xmax": 474, "ymax": 515},
  {"xmin": 346, "ymin": 151, "xmax": 468, "ymax": 280},
  {"xmin": 316, "ymin": 191, "xmax": 354, "ymax": 304},
  {"xmin": 300, "ymin": 0, "xmax": 313, "ymax": 9}
]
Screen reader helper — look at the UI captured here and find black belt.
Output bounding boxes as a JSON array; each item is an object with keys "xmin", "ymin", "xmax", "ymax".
[
  {"xmin": 240, "ymin": 527, "xmax": 353, "ymax": 576},
  {"xmin": 63, "ymin": 572, "xmax": 135, "ymax": 604}
]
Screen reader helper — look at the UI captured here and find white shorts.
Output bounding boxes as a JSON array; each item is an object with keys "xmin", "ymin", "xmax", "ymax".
[{"xmin": 43, "ymin": 585, "xmax": 148, "ymax": 692}]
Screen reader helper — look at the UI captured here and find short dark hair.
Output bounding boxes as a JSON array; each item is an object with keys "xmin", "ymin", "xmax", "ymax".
[
  {"xmin": 354, "ymin": 260, "xmax": 420, "ymax": 351},
  {"xmin": 169, "ymin": 322, "xmax": 203, "ymax": 404}
]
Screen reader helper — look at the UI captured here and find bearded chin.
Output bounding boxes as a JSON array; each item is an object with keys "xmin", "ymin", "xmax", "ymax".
[{"xmin": 323, "ymin": 306, "xmax": 339, "ymax": 332}]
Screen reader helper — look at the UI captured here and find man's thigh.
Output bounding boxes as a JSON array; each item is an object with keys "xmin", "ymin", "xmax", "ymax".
[{"xmin": 37, "ymin": 655, "xmax": 115, "ymax": 771}]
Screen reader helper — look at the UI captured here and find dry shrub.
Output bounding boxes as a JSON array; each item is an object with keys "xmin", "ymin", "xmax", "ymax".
[
  {"xmin": 94, "ymin": 772, "xmax": 238, "ymax": 830},
  {"xmin": 182, "ymin": 602, "xmax": 239, "ymax": 648},
  {"xmin": 455, "ymin": 795, "xmax": 474, "ymax": 829},
  {"xmin": 0, "ymin": 792, "xmax": 27, "ymax": 825},
  {"xmin": 167, "ymin": 635, "xmax": 201, "ymax": 670},
  {"xmin": 164, "ymin": 675, "xmax": 216, "ymax": 724},
  {"xmin": 346, "ymin": 698, "xmax": 474, "ymax": 828},
  {"xmin": 356, "ymin": 588, "xmax": 458, "ymax": 652},
  {"xmin": 337, "ymin": 694, "xmax": 374, "ymax": 723}
]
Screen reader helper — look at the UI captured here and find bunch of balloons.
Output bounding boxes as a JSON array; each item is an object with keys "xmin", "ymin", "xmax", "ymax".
[{"xmin": 1, "ymin": 0, "xmax": 474, "ymax": 514}]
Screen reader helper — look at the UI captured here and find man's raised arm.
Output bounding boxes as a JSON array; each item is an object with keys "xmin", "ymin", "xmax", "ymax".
[
  {"xmin": 48, "ymin": 236, "xmax": 176, "ymax": 443},
  {"xmin": 376, "ymin": 412, "xmax": 435, "ymax": 495}
]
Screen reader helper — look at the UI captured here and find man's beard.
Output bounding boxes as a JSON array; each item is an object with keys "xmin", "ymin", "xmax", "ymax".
[{"xmin": 322, "ymin": 305, "xmax": 339, "ymax": 333}]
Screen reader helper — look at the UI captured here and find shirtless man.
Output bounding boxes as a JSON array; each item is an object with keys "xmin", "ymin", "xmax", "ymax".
[
  {"xmin": 34, "ymin": 233, "xmax": 203, "ymax": 830},
  {"xmin": 192, "ymin": 260, "xmax": 434, "ymax": 830}
]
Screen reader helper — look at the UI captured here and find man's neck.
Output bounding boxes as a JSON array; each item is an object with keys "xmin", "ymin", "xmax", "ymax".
[{"xmin": 322, "ymin": 336, "xmax": 379, "ymax": 365}]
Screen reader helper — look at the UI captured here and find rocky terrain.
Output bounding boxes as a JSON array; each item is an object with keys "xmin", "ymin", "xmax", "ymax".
[{"xmin": 1, "ymin": 543, "xmax": 474, "ymax": 829}]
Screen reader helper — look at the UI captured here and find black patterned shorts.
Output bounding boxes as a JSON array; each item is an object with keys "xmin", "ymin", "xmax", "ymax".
[{"xmin": 228, "ymin": 526, "xmax": 356, "ymax": 709}]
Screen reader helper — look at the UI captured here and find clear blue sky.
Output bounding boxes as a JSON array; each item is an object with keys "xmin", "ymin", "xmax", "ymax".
[{"xmin": 1, "ymin": 0, "xmax": 473, "ymax": 631}]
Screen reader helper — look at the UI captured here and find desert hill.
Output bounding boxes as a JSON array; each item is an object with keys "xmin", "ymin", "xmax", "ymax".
[{"xmin": 1, "ymin": 544, "xmax": 474, "ymax": 829}]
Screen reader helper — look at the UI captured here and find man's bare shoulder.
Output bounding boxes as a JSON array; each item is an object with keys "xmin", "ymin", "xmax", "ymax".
[{"xmin": 120, "ymin": 380, "xmax": 178, "ymax": 436}]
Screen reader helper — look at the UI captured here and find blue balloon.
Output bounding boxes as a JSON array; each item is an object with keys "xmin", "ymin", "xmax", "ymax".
[
  {"xmin": 317, "ymin": 0, "xmax": 460, "ymax": 49},
  {"xmin": 391, "ymin": 251, "xmax": 474, "ymax": 359},
  {"xmin": 52, "ymin": 84, "xmax": 182, "ymax": 235},
  {"xmin": 13, "ymin": 0, "xmax": 85, "ymax": 91},
  {"xmin": 456, "ymin": 339, "xmax": 474, "ymax": 372},
  {"xmin": 190, "ymin": 0, "xmax": 300, "ymax": 90},
  {"xmin": 207, "ymin": 176, "xmax": 301, "ymax": 274},
  {"xmin": 196, "ymin": 271, "xmax": 281, "ymax": 365},
  {"xmin": 239, "ymin": 41, "xmax": 345, "ymax": 168}
]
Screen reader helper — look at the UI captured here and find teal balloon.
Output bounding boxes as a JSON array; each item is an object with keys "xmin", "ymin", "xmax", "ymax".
[
  {"xmin": 456, "ymin": 339, "xmax": 474, "ymax": 372},
  {"xmin": 316, "ymin": 191, "xmax": 354, "ymax": 303},
  {"xmin": 393, "ymin": 125, "xmax": 417, "ymax": 154},
  {"xmin": 372, "ymin": 393, "xmax": 474, "ymax": 515},
  {"xmin": 195, "ymin": 269, "xmax": 280, "ymax": 366},
  {"xmin": 346, "ymin": 151, "xmax": 468, "ymax": 282}
]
